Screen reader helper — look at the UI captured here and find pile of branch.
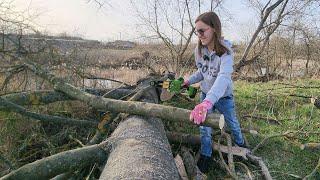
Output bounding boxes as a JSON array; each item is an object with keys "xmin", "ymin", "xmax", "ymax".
[{"xmin": 0, "ymin": 61, "xmax": 272, "ymax": 179}]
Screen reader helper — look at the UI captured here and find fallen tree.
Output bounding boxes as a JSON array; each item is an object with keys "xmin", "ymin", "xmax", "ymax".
[
  {"xmin": 99, "ymin": 115, "xmax": 180, "ymax": 179},
  {"xmin": 21, "ymin": 61, "xmax": 222, "ymax": 129},
  {"xmin": 0, "ymin": 60, "xmax": 272, "ymax": 179},
  {"xmin": 1, "ymin": 66, "xmax": 184, "ymax": 179}
]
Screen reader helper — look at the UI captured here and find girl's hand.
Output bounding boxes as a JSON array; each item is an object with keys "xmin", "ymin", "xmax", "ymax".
[
  {"xmin": 190, "ymin": 100, "xmax": 213, "ymax": 124},
  {"xmin": 182, "ymin": 79, "xmax": 189, "ymax": 88}
]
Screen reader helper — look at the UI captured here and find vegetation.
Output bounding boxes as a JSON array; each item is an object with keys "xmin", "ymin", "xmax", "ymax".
[
  {"xmin": 1, "ymin": 0, "xmax": 320, "ymax": 179},
  {"xmin": 163, "ymin": 79, "xmax": 320, "ymax": 179}
]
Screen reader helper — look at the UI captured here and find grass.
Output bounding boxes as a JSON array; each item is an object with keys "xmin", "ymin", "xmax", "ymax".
[
  {"xmin": 0, "ymin": 78, "xmax": 319, "ymax": 179},
  {"xmin": 163, "ymin": 78, "xmax": 320, "ymax": 179},
  {"xmin": 0, "ymin": 102, "xmax": 96, "ymax": 173}
]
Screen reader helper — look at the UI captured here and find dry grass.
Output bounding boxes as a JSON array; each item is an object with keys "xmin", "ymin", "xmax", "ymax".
[{"xmin": 87, "ymin": 67, "xmax": 149, "ymax": 86}]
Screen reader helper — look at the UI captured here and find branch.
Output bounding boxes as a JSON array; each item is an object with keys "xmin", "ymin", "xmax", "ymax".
[
  {"xmin": 235, "ymin": 0, "xmax": 285, "ymax": 72},
  {"xmin": 242, "ymin": 115, "xmax": 281, "ymax": 125},
  {"xmin": 303, "ymin": 158, "xmax": 320, "ymax": 180},
  {"xmin": 1, "ymin": 143, "xmax": 109, "ymax": 180},
  {"xmin": 217, "ymin": 133, "xmax": 237, "ymax": 178},
  {"xmin": 180, "ymin": 146, "xmax": 206, "ymax": 179},
  {"xmin": 23, "ymin": 61, "xmax": 222, "ymax": 129},
  {"xmin": 246, "ymin": 153, "xmax": 272, "ymax": 180},
  {"xmin": 166, "ymin": 131, "xmax": 250, "ymax": 159},
  {"xmin": 300, "ymin": 143, "xmax": 320, "ymax": 150},
  {"xmin": 0, "ymin": 97, "xmax": 98, "ymax": 127},
  {"xmin": 0, "ymin": 88, "xmax": 134, "ymax": 109},
  {"xmin": 252, "ymin": 131, "xmax": 296, "ymax": 154},
  {"xmin": 0, "ymin": 153, "xmax": 15, "ymax": 171}
]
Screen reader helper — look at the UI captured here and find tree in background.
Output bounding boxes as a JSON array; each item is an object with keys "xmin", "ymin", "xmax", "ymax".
[{"xmin": 234, "ymin": 0, "xmax": 320, "ymax": 79}]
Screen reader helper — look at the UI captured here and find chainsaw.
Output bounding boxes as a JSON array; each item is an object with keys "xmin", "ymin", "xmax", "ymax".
[{"xmin": 150, "ymin": 77, "xmax": 198, "ymax": 101}]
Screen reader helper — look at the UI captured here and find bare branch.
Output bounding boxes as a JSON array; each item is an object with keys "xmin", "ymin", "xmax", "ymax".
[
  {"xmin": 0, "ymin": 96, "xmax": 98, "ymax": 127},
  {"xmin": 1, "ymin": 143, "xmax": 109, "ymax": 179}
]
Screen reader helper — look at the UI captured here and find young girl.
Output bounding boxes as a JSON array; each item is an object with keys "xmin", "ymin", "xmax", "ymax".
[{"xmin": 183, "ymin": 11, "xmax": 245, "ymax": 173}]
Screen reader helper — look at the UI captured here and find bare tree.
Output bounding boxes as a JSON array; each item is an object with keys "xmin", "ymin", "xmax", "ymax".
[
  {"xmin": 234, "ymin": 0, "xmax": 320, "ymax": 75},
  {"xmin": 130, "ymin": 0, "xmax": 227, "ymax": 75}
]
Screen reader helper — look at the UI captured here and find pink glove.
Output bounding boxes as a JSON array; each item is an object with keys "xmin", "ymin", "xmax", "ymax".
[
  {"xmin": 182, "ymin": 79, "xmax": 190, "ymax": 88},
  {"xmin": 190, "ymin": 100, "xmax": 213, "ymax": 124}
]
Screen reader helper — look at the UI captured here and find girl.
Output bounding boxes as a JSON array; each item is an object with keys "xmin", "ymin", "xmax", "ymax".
[{"xmin": 184, "ymin": 11, "xmax": 245, "ymax": 173}]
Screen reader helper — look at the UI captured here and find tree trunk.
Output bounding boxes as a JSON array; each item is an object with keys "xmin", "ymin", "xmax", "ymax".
[{"xmin": 99, "ymin": 115, "xmax": 180, "ymax": 179}]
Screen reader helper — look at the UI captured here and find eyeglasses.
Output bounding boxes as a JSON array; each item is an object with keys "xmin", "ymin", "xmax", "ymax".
[{"xmin": 194, "ymin": 28, "xmax": 210, "ymax": 36}]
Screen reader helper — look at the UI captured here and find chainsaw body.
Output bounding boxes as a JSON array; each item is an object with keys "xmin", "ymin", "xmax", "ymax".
[{"xmin": 151, "ymin": 77, "xmax": 198, "ymax": 100}]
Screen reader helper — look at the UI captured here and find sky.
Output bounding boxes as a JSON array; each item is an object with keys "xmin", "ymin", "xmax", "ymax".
[{"xmin": 12, "ymin": 0, "xmax": 257, "ymax": 43}]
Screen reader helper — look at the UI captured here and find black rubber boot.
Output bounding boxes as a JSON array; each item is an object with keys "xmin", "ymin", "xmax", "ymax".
[{"xmin": 197, "ymin": 154, "xmax": 212, "ymax": 173}]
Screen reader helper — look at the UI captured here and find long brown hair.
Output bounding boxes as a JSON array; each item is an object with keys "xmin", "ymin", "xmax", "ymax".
[{"xmin": 195, "ymin": 11, "xmax": 229, "ymax": 57}]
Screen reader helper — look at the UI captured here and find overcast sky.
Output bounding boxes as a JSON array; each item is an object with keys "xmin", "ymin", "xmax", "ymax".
[{"xmin": 12, "ymin": 0, "xmax": 257, "ymax": 43}]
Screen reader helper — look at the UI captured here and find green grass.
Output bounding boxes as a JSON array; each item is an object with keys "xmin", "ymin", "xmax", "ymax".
[{"xmin": 163, "ymin": 78, "xmax": 320, "ymax": 179}]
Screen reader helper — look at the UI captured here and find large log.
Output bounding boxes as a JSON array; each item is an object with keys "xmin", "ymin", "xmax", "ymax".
[
  {"xmin": 99, "ymin": 76, "xmax": 180, "ymax": 179},
  {"xmin": 99, "ymin": 115, "xmax": 180, "ymax": 179}
]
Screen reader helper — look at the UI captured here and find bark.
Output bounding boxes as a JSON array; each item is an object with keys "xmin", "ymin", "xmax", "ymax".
[
  {"xmin": 24, "ymin": 62, "xmax": 222, "ymax": 129},
  {"xmin": 99, "ymin": 115, "xmax": 180, "ymax": 179},
  {"xmin": 1, "ymin": 144, "xmax": 109, "ymax": 180}
]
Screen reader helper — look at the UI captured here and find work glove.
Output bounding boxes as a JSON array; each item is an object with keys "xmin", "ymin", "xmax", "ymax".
[
  {"xmin": 190, "ymin": 100, "xmax": 213, "ymax": 124},
  {"xmin": 181, "ymin": 79, "xmax": 190, "ymax": 88}
]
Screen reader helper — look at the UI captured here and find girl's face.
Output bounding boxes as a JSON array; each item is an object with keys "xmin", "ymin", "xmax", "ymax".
[{"xmin": 195, "ymin": 20, "xmax": 215, "ymax": 47}]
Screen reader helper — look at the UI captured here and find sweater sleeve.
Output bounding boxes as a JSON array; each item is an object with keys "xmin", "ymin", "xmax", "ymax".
[
  {"xmin": 187, "ymin": 47, "xmax": 204, "ymax": 85},
  {"xmin": 204, "ymin": 54, "xmax": 233, "ymax": 104}
]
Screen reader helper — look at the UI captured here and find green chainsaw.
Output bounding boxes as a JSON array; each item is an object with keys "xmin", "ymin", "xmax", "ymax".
[{"xmin": 150, "ymin": 77, "xmax": 198, "ymax": 101}]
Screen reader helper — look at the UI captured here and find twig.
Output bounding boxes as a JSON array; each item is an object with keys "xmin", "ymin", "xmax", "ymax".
[
  {"xmin": 252, "ymin": 131, "xmax": 296, "ymax": 154},
  {"xmin": 235, "ymin": 162, "xmax": 253, "ymax": 180},
  {"xmin": 102, "ymin": 82, "xmax": 127, "ymax": 98},
  {"xmin": 0, "ymin": 97, "xmax": 98, "ymax": 127},
  {"xmin": 303, "ymin": 158, "xmax": 320, "ymax": 180},
  {"xmin": 268, "ymin": 170, "xmax": 301, "ymax": 179},
  {"xmin": 0, "ymin": 154, "xmax": 15, "ymax": 170},
  {"xmin": 85, "ymin": 163, "xmax": 97, "ymax": 180},
  {"xmin": 246, "ymin": 154, "xmax": 272, "ymax": 180},
  {"xmin": 69, "ymin": 135, "xmax": 85, "ymax": 147},
  {"xmin": 223, "ymin": 132, "xmax": 235, "ymax": 175},
  {"xmin": 217, "ymin": 133, "xmax": 237, "ymax": 179},
  {"xmin": 242, "ymin": 115, "xmax": 281, "ymax": 125}
]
